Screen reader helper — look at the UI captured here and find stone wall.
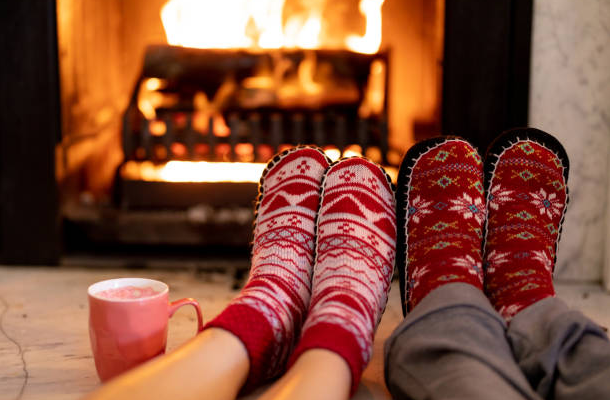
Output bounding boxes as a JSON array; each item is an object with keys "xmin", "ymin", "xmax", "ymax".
[{"xmin": 529, "ymin": 0, "xmax": 610, "ymax": 281}]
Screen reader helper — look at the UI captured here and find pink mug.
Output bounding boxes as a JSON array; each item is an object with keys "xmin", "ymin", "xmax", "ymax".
[{"xmin": 88, "ymin": 277, "xmax": 204, "ymax": 382}]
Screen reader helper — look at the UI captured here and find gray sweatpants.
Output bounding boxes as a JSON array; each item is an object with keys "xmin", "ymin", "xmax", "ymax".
[{"xmin": 384, "ymin": 283, "xmax": 610, "ymax": 400}]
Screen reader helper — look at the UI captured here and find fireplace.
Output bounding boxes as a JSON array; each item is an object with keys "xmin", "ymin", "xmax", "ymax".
[
  {"xmin": 58, "ymin": 0, "xmax": 442, "ymax": 255},
  {"xmin": 0, "ymin": 0, "xmax": 532, "ymax": 265}
]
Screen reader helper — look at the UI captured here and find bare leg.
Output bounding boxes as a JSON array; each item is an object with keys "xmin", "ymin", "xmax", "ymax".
[
  {"xmin": 82, "ymin": 328, "xmax": 249, "ymax": 400},
  {"xmin": 258, "ymin": 349, "xmax": 351, "ymax": 400}
]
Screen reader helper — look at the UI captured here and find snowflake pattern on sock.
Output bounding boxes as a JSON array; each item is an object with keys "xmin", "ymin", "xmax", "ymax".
[
  {"xmin": 396, "ymin": 137, "xmax": 486, "ymax": 315},
  {"xmin": 204, "ymin": 146, "xmax": 330, "ymax": 389},
  {"xmin": 483, "ymin": 128, "xmax": 569, "ymax": 321},
  {"xmin": 288, "ymin": 157, "xmax": 396, "ymax": 395}
]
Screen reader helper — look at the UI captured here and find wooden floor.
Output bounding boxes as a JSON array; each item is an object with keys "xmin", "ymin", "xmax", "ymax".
[{"xmin": 1, "ymin": 266, "xmax": 609, "ymax": 400}]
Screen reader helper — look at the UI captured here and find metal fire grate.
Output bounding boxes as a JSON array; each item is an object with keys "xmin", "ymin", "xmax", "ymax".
[
  {"xmin": 123, "ymin": 110, "xmax": 389, "ymax": 164},
  {"xmin": 122, "ymin": 46, "xmax": 389, "ymax": 164},
  {"xmin": 118, "ymin": 45, "xmax": 390, "ymax": 209}
]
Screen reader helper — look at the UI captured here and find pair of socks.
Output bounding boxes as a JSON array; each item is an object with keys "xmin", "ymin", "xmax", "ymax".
[
  {"xmin": 205, "ymin": 146, "xmax": 396, "ymax": 394},
  {"xmin": 397, "ymin": 128, "xmax": 569, "ymax": 321}
]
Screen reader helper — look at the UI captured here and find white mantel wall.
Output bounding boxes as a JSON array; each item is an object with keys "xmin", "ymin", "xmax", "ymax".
[{"xmin": 529, "ymin": 0, "xmax": 610, "ymax": 283}]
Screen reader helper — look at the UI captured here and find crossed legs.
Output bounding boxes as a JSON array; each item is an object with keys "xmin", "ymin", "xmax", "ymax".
[{"xmin": 387, "ymin": 128, "xmax": 610, "ymax": 400}]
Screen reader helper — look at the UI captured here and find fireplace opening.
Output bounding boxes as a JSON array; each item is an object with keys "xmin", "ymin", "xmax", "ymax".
[
  {"xmin": 0, "ymin": 0, "xmax": 531, "ymax": 265},
  {"xmin": 55, "ymin": 0, "xmax": 444, "ymax": 262}
]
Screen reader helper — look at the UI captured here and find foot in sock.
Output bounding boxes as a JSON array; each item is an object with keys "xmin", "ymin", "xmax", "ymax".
[
  {"xmin": 396, "ymin": 137, "xmax": 486, "ymax": 315},
  {"xmin": 288, "ymin": 157, "xmax": 396, "ymax": 395},
  {"xmin": 204, "ymin": 146, "xmax": 330, "ymax": 389},
  {"xmin": 483, "ymin": 128, "xmax": 569, "ymax": 321}
]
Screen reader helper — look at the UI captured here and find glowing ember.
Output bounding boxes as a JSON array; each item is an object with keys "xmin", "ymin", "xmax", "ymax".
[
  {"xmin": 122, "ymin": 160, "xmax": 266, "ymax": 183},
  {"xmin": 343, "ymin": 145, "xmax": 363, "ymax": 158},
  {"xmin": 324, "ymin": 148, "xmax": 341, "ymax": 162},
  {"xmin": 122, "ymin": 154, "xmax": 397, "ymax": 184},
  {"xmin": 122, "ymin": 148, "xmax": 374, "ymax": 183},
  {"xmin": 160, "ymin": 0, "xmax": 385, "ymax": 54}
]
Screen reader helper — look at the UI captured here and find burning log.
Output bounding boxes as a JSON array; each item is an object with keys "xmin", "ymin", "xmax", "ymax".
[
  {"xmin": 122, "ymin": 44, "xmax": 389, "ymax": 167},
  {"xmin": 118, "ymin": 43, "xmax": 391, "ymax": 212},
  {"xmin": 140, "ymin": 44, "xmax": 387, "ymax": 111}
]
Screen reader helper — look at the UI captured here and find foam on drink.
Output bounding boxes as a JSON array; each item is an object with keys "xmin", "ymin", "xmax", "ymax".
[{"xmin": 96, "ymin": 285, "xmax": 161, "ymax": 300}]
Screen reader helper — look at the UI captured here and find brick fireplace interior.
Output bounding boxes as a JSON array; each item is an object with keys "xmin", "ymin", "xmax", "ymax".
[{"xmin": 0, "ymin": 0, "xmax": 532, "ymax": 266}]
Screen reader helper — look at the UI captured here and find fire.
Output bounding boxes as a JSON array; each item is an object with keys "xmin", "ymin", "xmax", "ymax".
[
  {"xmin": 139, "ymin": 1, "xmax": 388, "ymax": 185},
  {"xmin": 346, "ymin": 0, "xmax": 385, "ymax": 54},
  {"xmin": 122, "ymin": 148, "xmax": 396, "ymax": 183},
  {"xmin": 121, "ymin": 147, "xmax": 371, "ymax": 183},
  {"xmin": 160, "ymin": 0, "xmax": 385, "ymax": 54},
  {"xmin": 122, "ymin": 160, "xmax": 266, "ymax": 183}
]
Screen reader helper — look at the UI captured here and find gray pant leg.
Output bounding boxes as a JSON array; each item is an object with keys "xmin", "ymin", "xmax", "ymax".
[
  {"xmin": 508, "ymin": 296, "xmax": 610, "ymax": 400},
  {"xmin": 384, "ymin": 283, "xmax": 541, "ymax": 400}
]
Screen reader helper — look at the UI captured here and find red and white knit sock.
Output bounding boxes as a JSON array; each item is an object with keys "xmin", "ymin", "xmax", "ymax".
[
  {"xmin": 288, "ymin": 157, "xmax": 396, "ymax": 395},
  {"xmin": 484, "ymin": 128, "xmax": 569, "ymax": 321},
  {"xmin": 204, "ymin": 146, "xmax": 330, "ymax": 389},
  {"xmin": 396, "ymin": 137, "xmax": 486, "ymax": 314}
]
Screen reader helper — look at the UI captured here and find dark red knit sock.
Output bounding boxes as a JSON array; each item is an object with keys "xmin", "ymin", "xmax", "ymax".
[
  {"xmin": 396, "ymin": 137, "xmax": 486, "ymax": 314},
  {"xmin": 288, "ymin": 157, "xmax": 396, "ymax": 395},
  {"xmin": 484, "ymin": 128, "xmax": 569, "ymax": 321},
  {"xmin": 204, "ymin": 146, "xmax": 330, "ymax": 389}
]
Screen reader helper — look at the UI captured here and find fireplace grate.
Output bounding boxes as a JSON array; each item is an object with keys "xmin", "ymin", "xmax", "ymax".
[
  {"xmin": 123, "ymin": 107, "xmax": 389, "ymax": 164},
  {"xmin": 121, "ymin": 45, "xmax": 390, "ymax": 168}
]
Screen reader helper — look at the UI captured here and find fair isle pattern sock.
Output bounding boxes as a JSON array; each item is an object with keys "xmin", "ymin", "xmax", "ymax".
[
  {"xmin": 484, "ymin": 128, "xmax": 569, "ymax": 321},
  {"xmin": 288, "ymin": 157, "xmax": 396, "ymax": 395},
  {"xmin": 204, "ymin": 146, "xmax": 330, "ymax": 390},
  {"xmin": 396, "ymin": 137, "xmax": 486, "ymax": 315}
]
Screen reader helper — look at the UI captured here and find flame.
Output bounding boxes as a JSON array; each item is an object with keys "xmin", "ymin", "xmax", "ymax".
[
  {"xmin": 298, "ymin": 52, "xmax": 323, "ymax": 95},
  {"xmin": 160, "ymin": 0, "xmax": 384, "ymax": 54},
  {"xmin": 121, "ymin": 150, "xmax": 398, "ymax": 183},
  {"xmin": 284, "ymin": 11, "xmax": 322, "ymax": 49},
  {"xmin": 141, "ymin": 1, "xmax": 388, "ymax": 185},
  {"xmin": 346, "ymin": 0, "xmax": 385, "ymax": 54},
  {"xmin": 138, "ymin": 78, "xmax": 171, "ymax": 120},
  {"xmin": 122, "ymin": 160, "xmax": 266, "ymax": 183},
  {"xmin": 324, "ymin": 148, "xmax": 341, "ymax": 162},
  {"xmin": 359, "ymin": 59, "xmax": 386, "ymax": 117},
  {"xmin": 161, "ymin": 0, "xmax": 254, "ymax": 49},
  {"xmin": 343, "ymin": 145, "xmax": 363, "ymax": 158}
]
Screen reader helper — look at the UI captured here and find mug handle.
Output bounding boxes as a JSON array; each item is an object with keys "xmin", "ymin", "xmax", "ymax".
[{"xmin": 168, "ymin": 298, "xmax": 204, "ymax": 333}]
